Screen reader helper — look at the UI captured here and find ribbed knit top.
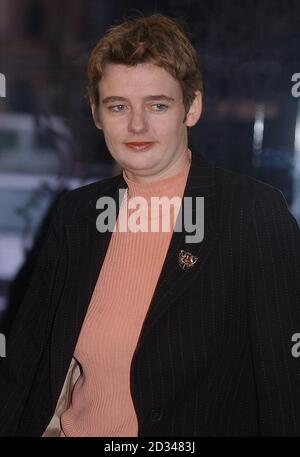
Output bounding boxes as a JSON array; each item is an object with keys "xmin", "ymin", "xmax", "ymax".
[{"xmin": 60, "ymin": 149, "xmax": 191, "ymax": 436}]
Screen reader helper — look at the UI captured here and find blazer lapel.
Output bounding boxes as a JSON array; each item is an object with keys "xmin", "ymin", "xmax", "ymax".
[
  {"xmin": 50, "ymin": 178, "xmax": 123, "ymax": 401},
  {"xmin": 134, "ymin": 150, "xmax": 220, "ymax": 345}
]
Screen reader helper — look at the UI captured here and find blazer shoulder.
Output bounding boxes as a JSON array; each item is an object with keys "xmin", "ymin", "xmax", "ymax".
[
  {"xmin": 64, "ymin": 173, "xmax": 122, "ymax": 199},
  {"xmin": 53, "ymin": 174, "xmax": 123, "ymax": 222},
  {"xmin": 212, "ymin": 165, "xmax": 299, "ymax": 231},
  {"xmin": 213, "ymin": 165, "xmax": 286, "ymax": 203}
]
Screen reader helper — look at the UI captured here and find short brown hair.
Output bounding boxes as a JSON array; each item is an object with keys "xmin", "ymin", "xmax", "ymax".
[{"xmin": 86, "ymin": 14, "xmax": 203, "ymax": 119}]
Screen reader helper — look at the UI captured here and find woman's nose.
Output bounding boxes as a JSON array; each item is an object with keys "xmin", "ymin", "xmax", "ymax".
[{"xmin": 128, "ymin": 110, "xmax": 149, "ymax": 133}]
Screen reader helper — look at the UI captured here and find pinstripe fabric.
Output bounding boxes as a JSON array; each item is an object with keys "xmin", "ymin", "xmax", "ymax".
[{"xmin": 0, "ymin": 150, "xmax": 299, "ymax": 436}]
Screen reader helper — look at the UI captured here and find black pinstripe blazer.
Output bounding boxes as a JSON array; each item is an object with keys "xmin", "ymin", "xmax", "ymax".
[{"xmin": 0, "ymin": 150, "xmax": 299, "ymax": 437}]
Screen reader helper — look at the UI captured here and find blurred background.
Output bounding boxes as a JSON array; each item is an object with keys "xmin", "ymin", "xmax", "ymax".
[{"xmin": 0, "ymin": 0, "xmax": 300, "ymax": 322}]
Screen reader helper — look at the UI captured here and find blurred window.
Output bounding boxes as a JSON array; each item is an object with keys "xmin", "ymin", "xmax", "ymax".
[
  {"xmin": 0, "ymin": 188, "xmax": 52, "ymax": 232},
  {"xmin": 25, "ymin": 1, "xmax": 45, "ymax": 39},
  {"xmin": 0, "ymin": 130, "xmax": 18, "ymax": 152}
]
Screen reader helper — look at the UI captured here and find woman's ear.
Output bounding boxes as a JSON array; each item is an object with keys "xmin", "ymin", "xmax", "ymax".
[
  {"xmin": 185, "ymin": 91, "xmax": 203, "ymax": 127},
  {"xmin": 91, "ymin": 103, "xmax": 102, "ymax": 130}
]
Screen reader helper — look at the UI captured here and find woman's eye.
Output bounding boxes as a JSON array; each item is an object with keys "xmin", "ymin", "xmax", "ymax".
[
  {"xmin": 108, "ymin": 103, "xmax": 168, "ymax": 113},
  {"xmin": 152, "ymin": 103, "xmax": 168, "ymax": 111},
  {"xmin": 109, "ymin": 104, "xmax": 126, "ymax": 112}
]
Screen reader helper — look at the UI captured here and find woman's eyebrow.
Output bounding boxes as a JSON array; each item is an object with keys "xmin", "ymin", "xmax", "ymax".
[{"xmin": 101, "ymin": 95, "xmax": 175, "ymax": 104}]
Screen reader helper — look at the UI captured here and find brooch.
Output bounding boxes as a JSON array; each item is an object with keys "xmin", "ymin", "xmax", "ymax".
[{"xmin": 178, "ymin": 250, "xmax": 198, "ymax": 270}]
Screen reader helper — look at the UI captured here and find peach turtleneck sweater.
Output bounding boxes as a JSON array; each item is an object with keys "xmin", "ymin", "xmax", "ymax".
[{"xmin": 60, "ymin": 149, "xmax": 192, "ymax": 437}]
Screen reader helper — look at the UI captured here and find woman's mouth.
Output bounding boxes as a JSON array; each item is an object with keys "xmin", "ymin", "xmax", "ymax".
[{"xmin": 125, "ymin": 142, "xmax": 155, "ymax": 151}]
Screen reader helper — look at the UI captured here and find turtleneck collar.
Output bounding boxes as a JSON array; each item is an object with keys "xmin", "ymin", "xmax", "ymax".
[{"xmin": 122, "ymin": 148, "xmax": 192, "ymax": 200}]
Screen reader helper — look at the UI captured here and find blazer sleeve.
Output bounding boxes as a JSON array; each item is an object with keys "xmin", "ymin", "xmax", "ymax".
[
  {"xmin": 247, "ymin": 188, "xmax": 300, "ymax": 436},
  {"xmin": 0, "ymin": 195, "xmax": 65, "ymax": 436}
]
